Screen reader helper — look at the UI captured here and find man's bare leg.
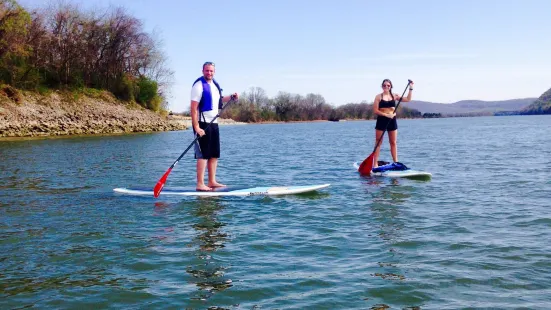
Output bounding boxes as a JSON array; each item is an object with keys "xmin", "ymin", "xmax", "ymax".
[
  {"xmin": 207, "ymin": 158, "xmax": 226, "ymax": 187},
  {"xmin": 196, "ymin": 159, "xmax": 211, "ymax": 191}
]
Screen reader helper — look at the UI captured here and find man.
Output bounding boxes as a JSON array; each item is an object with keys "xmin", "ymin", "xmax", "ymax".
[{"xmin": 190, "ymin": 62, "xmax": 238, "ymax": 191}]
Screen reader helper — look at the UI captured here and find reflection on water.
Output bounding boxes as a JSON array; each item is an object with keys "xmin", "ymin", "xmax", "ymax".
[
  {"xmin": 365, "ymin": 177, "xmax": 418, "ymax": 308},
  {"xmin": 369, "ymin": 179, "xmax": 411, "ymax": 251},
  {"xmin": 367, "ymin": 177, "xmax": 411, "ymax": 244},
  {"xmin": 185, "ymin": 199, "xmax": 232, "ymax": 301}
]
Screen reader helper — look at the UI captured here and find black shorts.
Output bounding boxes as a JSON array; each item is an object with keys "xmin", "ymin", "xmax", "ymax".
[
  {"xmin": 375, "ymin": 115, "xmax": 398, "ymax": 132},
  {"xmin": 193, "ymin": 122, "xmax": 220, "ymax": 159}
]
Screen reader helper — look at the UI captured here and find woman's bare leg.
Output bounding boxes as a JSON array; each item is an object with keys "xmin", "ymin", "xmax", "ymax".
[
  {"xmin": 388, "ymin": 130, "xmax": 398, "ymax": 162},
  {"xmin": 374, "ymin": 130, "xmax": 385, "ymax": 167}
]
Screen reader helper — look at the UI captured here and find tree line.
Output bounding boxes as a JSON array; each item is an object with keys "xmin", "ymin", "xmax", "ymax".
[
  {"xmin": 0, "ymin": 0, "xmax": 173, "ymax": 111},
  {"xmin": 217, "ymin": 86, "xmax": 424, "ymax": 122},
  {"xmin": 1, "ymin": 0, "xmax": 431, "ymax": 121}
]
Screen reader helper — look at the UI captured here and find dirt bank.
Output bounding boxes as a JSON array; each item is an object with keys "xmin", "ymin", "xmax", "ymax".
[{"xmin": 0, "ymin": 89, "xmax": 188, "ymax": 138}]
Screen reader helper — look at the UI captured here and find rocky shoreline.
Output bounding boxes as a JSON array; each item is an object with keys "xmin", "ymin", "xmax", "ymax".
[
  {"xmin": 0, "ymin": 90, "xmax": 244, "ymax": 139},
  {"xmin": 0, "ymin": 90, "xmax": 187, "ymax": 138}
]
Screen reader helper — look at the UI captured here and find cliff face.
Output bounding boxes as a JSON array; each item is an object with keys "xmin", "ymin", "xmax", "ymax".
[{"xmin": 0, "ymin": 90, "xmax": 186, "ymax": 138}]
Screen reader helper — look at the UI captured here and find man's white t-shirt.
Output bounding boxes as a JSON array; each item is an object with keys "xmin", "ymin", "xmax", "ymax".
[{"xmin": 190, "ymin": 80, "xmax": 220, "ymax": 123}]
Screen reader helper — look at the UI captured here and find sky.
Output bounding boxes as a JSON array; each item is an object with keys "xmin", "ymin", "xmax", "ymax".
[{"xmin": 19, "ymin": 0, "xmax": 551, "ymax": 112}]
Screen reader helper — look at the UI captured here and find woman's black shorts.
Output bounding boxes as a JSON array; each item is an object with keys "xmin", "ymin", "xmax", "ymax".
[{"xmin": 375, "ymin": 115, "xmax": 397, "ymax": 131}]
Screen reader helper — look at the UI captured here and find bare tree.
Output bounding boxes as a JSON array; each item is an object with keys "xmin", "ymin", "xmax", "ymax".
[{"xmin": 0, "ymin": 0, "xmax": 31, "ymax": 84}]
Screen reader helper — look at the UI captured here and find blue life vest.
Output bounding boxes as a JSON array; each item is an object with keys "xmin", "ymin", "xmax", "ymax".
[
  {"xmin": 372, "ymin": 162, "xmax": 409, "ymax": 173},
  {"xmin": 193, "ymin": 76, "xmax": 223, "ymax": 112}
]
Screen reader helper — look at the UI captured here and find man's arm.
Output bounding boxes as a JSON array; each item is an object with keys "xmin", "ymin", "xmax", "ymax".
[
  {"xmin": 190, "ymin": 100, "xmax": 205, "ymax": 136},
  {"xmin": 190, "ymin": 82, "xmax": 205, "ymax": 136},
  {"xmin": 222, "ymin": 93, "xmax": 239, "ymax": 103}
]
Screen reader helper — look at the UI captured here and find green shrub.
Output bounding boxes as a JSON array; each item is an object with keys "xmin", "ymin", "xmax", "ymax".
[
  {"xmin": 82, "ymin": 87, "xmax": 102, "ymax": 98},
  {"xmin": 136, "ymin": 76, "xmax": 158, "ymax": 107},
  {"xmin": 147, "ymin": 95, "xmax": 162, "ymax": 112},
  {"xmin": 37, "ymin": 85, "xmax": 51, "ymax": 96},
  {"xmin": 112, "ymin": 74, "xmax": 137, "ymax": 102}
]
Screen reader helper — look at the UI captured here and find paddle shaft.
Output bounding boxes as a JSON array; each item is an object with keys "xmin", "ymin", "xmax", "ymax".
[{"xmin": 371, "ymin": 80, "xmax": 412, "ymax": 153}]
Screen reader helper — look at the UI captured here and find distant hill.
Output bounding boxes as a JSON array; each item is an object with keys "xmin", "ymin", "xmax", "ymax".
[
  {"xmin": 408, "ymin": 98, "xmax": 536, "ymax": 115},
  {"xmin": 521, "ymin": 87, "xmax": 551, "ymax": 114}
]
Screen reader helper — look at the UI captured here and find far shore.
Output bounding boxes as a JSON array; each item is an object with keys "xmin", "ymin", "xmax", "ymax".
[
  {"xmin": 167, "ymin": 115, "xmax": 247, "ymax": 127},
  {"xmin": 166, "ymin": 116, "xmax": 442, "ymax": 127}
]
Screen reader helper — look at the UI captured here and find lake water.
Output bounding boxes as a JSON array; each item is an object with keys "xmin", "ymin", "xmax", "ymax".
[{"xmin": 1, "ymin": 116, "xmax": 550, "ymax": 309}]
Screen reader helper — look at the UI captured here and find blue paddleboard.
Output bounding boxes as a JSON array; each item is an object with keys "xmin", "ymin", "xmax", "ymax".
[{"xmin": 353, "ymin": 162, "xmax": 431, "ymax": 179}]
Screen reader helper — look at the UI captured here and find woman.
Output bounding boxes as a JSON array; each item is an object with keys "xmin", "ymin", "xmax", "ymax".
[{"xmin": 372, "ymin": 78, "xmax": 414, "ymax": 168}]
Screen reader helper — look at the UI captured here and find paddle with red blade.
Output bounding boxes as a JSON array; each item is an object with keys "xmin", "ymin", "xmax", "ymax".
[
  {"xmin": 358, "ymin": 80, "xmax": 412, "ymax": 176},
  {"xmin": 153, "ymin": 95, "xmax": 237, "ymax": 198}
]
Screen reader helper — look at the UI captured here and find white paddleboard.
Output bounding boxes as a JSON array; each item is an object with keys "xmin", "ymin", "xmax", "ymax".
[
  {"xmin": 114, "ymin": 184, "xmax": 330, "ymax": 197},
  {"xmin": 353, "ymin": 162, "xmax": 431, "ymax": 179}
]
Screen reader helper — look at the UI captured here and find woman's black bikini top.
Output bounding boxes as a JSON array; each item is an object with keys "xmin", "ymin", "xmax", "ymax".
[{"xmin": 379, "ymin": 94, "xmax": 396, "ymax": 108}]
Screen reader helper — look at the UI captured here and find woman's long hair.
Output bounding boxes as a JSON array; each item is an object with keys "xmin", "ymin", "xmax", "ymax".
[{"xmin": 381, "ymin": 79, "xmax": 393, "ymax": 100}]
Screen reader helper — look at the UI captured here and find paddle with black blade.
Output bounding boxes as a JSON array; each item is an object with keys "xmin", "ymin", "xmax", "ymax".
[
  {"xmin": 358, "ymin": 80, "xmax": 412, "ymax": 176},
  {"xmin": 153, "ymin": 95, "xmax": 237, "ymax": 198}
]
